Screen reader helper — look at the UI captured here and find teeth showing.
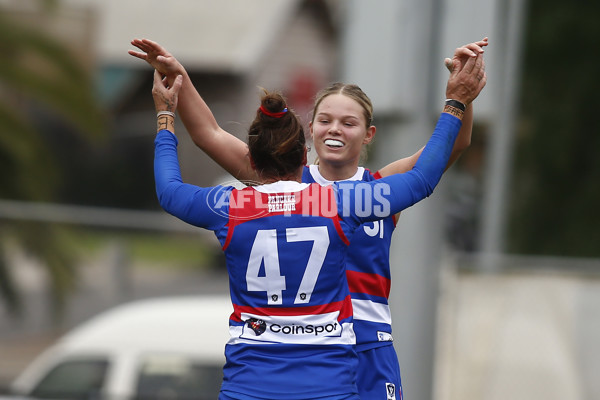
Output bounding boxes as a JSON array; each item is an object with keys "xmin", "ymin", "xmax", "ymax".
[{"xmin": 324, "ymin": 139, "xmax": 344, "ymax": 147}]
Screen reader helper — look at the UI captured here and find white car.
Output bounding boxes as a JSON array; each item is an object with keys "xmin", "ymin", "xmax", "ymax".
[{"xmin": 6, "ymin": 296, "xmax": 232, "ymax": 400}]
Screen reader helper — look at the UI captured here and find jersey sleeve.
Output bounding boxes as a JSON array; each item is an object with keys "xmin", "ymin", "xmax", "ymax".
[
  {"xmin": 154, "ymin": 129, "xmax": 231, "ymax": 230},
  {"xmin": 337, "ymin": 112, "xmax": 462, "ymax": 225}
]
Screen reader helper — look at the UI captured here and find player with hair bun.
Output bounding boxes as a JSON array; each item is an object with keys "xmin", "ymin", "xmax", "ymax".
[{"xmin": 142, "ymin": 36, "xmax": 486, "ymax": 399}]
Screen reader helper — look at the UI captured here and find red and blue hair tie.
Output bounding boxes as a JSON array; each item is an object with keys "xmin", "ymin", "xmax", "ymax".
[{"xmin": 259, "ymin": 105, "xmax": 288, "ymax": 118}]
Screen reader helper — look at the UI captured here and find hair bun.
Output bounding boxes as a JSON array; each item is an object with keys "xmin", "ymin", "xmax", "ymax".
[
  {"xmin": 259, "ymin": 92, "xmax": 288, "ymax": 118},
  {"xmin": 247, "ymin": 89, "xmax": 305, "ymax": 179}
]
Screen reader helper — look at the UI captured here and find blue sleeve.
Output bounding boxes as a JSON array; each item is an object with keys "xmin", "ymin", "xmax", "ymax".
[
  {"xmin": 154, "ymin": 129, "xmax": 230, "ymax": 230},
  {"xmin": 337, "ymin": 113, "xmax": 462, "ymax": 225}
]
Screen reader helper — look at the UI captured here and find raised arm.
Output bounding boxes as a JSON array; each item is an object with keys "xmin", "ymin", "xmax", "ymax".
[
  {"xmin": 151, "ymin": 70, "xmax": 231, "ymax": 231},
  {"xmin": 129, "ymin": 39, "xmax": 256, "ymax": 181},
  {"xmin": 378, "ymin": 37, "xmax": 488, "ymax": 178},
  {"xmin": 343, "ymin": 51, "xmax": 487, "ymax": 224}
]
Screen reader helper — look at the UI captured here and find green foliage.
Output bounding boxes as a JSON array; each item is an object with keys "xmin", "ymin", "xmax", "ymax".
[
  {"xmin": 0, "ymin": 3, "xmax": 107, "ymax": 317},
  {"xmin": 507, "ymin": 0, "xmax": 600, "ymax": 256},
  {"xmin": 68, "ymin": 229, "xmax": 215, "ymax": 268}
]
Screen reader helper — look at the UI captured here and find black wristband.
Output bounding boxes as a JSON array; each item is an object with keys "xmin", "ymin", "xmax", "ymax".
[{"xmin": 445, "ymin": 99, "xmax": 466, "ymax": 112}]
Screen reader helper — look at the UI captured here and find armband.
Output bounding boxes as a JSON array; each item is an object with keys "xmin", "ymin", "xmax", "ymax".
[{"xmin": 444, "ymin": 99, "xmax": 466, "ymax": 112}]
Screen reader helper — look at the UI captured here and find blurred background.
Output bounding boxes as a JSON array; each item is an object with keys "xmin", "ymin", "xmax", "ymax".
[{"xmin": 0, "ymin": 0, "xmax": 599, "ymax": 399}]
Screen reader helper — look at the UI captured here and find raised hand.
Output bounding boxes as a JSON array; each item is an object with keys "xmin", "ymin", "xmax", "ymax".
[
  {"xmin": 129, "ymin": 39, "xmax": 184, "ymax": 79},
  {"xmin": 444, "ymin": 37, "xmax": 488, "ymax": 73},
  {"xmin": 445, "ymin": 52, "xmax": 487, "ymax": 106},
  {"xmin": 152, "ymin": 70, "xmax": 183, "ymax": 114}
]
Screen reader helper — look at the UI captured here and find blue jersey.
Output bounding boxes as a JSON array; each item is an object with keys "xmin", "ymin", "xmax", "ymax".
[
  {"xmin": 302, "ymin": 165, "xmax": 396, "ymax": 351},
  {"xmin": 219, "ymin": 182, "xmax": 359, "ymax": 399},
  {"xmin": 153, "ymin": 112, "xmax": 461, "ymax": 399}
]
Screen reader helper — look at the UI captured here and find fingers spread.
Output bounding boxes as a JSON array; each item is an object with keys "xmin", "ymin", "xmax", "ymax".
[
  {"xmin": 141, "ymin": 38, "xmax": 164, "ymax": 53},
  {"xmin": 142, "ymin": 38, "xmax": 158, "ymax": 47}
]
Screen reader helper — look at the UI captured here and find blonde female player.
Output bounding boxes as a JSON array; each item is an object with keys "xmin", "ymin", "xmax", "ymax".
[{"xmin": 131, "ymin": 37, "xmax": 487, "ymax": 399}]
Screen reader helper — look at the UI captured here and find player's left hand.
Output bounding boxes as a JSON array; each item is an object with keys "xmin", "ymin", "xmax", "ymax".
[
  {"xmin": 152, "ymin": 70, "xmax": 183, "ymax": 113},
  {"xmin": 445, "ymin": 37, "xmax": 488, "ymax": 73}
]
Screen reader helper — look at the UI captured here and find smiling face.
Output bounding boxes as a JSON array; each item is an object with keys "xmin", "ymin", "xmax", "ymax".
[{"xmin": 310, "ymin": 93, "xmax": 375, "ymax": 180}]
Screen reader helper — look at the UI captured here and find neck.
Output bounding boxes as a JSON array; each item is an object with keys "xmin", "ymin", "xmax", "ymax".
[
  {"xmin": 259, "ymin": 167, "xmax": 303, "ymax": 184},
  {"xmin": 315, "ymin": 160, "xmax": 359, "ymax": 181}
]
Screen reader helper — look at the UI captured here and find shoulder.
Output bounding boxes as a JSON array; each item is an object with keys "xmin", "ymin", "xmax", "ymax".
[
  {"xmin": 363, "ymin": 168, "xmax": 379, "ymax": 181},
  {"xmin": 301, "ymin": 165, "xmax": 314, "ymax": 183}
]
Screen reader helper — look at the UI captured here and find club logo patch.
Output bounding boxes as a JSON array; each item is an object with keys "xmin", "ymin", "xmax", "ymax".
[
  {"xmin": 245, "ymin": 318, "xmax": 266, "ymax": 335},
  {"xmin": 386, "ymin": 382, "xmax": 396, "ymax": 400},
  {"xmin": 377, "ymin": 331, "xmax": 394, "ymax": 342}
]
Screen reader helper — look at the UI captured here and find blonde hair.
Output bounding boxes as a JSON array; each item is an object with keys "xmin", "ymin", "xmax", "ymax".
[{"xmin": 311, "ymin": 82, "xmax": 374, "ymax": 128}]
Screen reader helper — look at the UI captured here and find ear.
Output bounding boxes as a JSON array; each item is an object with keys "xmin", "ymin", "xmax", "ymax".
[
  {"xmin": 363, "ymin": 125, "xmax": 376, "ymax": 145},
  {"xmin": 308, "ymin": 121, "xmax": 314, "ymax": 139},
  {"xmin": 302, "ymin": 146, "xmax": 308, "ymax": 166}
]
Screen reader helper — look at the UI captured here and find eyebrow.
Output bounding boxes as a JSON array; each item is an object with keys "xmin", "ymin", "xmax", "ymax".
[{"xmin": 316, "ymin": 112, "xmax": 360, "ymax": 121}]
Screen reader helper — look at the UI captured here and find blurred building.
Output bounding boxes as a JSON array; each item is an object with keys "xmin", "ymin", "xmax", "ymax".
[
  {"xmin": 4, "ymin": 2, "xmax": 599, "ymax": 400},
  {"xmin": 2, "ymin": 0, "xmax": 96, "ymax": 69},
  {"xmin": 3, "ymin": 0, "xmax": 340, "ymax": 187},
  {"xmin": 0, "ymin": 0, "xmax": 341, "ymax": 383},
  {"xmin": 86, "ymin": 0, "xmax": 340, "ymax": 187}
]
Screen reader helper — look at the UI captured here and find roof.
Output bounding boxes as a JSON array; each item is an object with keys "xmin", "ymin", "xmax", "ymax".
[{"xmin": 66, "ymin": 0, "xmax": 303, "ymax": 73}]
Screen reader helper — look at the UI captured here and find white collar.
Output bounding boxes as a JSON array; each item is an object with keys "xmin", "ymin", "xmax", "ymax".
[
  {"xmin": 308, "ymin": 165, "xmax": 365, "ymax": 185},
  {"xmin": 253, "ymin": 180, "xmax": 310, "ymax": 193}
]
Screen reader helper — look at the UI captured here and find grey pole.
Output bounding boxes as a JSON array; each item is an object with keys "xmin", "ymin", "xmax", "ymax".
[
  {"xmin": 479, "ymin": 0, "xmax": 528, "ymax": 271},
  {"xmin": 341, "ymin": 1, "xmax": 442, "ymax": 399},
  {"xmin": 383, "ymin": 3, "xmax": 444, "ymax": 398}
]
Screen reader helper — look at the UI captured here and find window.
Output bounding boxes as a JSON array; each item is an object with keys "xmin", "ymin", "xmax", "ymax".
[
  {"xmin": 29, "ymin": 358, "xmax": 108, "ymax": 399},
  {"xmin": 135, "ymin": 355, "xmax": 222, "ymax": 400}
]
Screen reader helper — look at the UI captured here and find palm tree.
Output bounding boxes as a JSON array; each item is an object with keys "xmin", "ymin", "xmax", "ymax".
[{"xmin": 0, "ymin": 1, "xmax": 106, "ymax": 318}]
